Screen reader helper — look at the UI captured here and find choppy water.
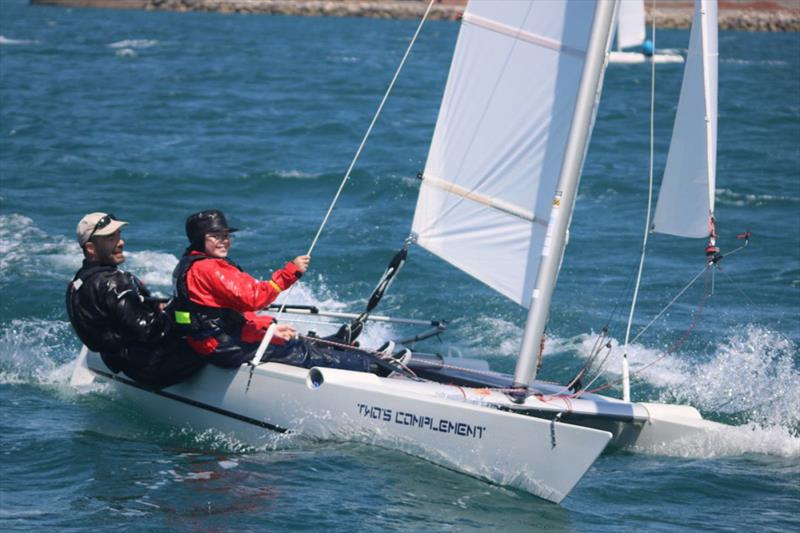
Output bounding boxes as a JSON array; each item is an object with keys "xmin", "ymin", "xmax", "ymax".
[{"xmin": 1, "ymin": 1, "xmax": 799, "ymax": 530}]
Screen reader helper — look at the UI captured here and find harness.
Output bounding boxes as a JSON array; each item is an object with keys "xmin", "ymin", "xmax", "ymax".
[{"xmin": 171, "ymin": 253, "xmax": 246, "ymax": 339}]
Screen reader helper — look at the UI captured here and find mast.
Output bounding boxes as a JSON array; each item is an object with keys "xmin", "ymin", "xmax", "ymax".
[{"xmin": 512, "ymin": 0, "xmax": 618, "ymax": 390}]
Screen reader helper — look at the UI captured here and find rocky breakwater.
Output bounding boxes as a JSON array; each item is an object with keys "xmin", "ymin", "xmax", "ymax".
[
  {"xmin": 652, "ymin": 1, "xmax": 800, "ymax": 31},
  {"xmin": 146, "ymin": 0, "xmax": 463, "ymax": 20},
  {"xmin": 29, "ymin": 0, "xmax": 800, "ymax": 31}
]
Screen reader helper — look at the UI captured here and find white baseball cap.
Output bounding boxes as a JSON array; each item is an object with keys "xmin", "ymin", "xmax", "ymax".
[{"xmin": 76, "ymin": 212, "xmax": 128, "ymax": 246}]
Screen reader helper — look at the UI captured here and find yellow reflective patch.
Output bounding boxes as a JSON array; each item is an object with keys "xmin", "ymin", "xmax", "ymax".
[
  {"xmin": 269, "ymin": 280, "xmax": 282, "ymax": 293},
  {"xmin": 175, "ymin": 311, "xmax": 191, "ymax": 325}
]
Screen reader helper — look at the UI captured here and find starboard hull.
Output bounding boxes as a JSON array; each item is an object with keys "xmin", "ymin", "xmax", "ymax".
[{"xmin": 85, "ymin": 352, "xmax": 611, "ymax": 504}]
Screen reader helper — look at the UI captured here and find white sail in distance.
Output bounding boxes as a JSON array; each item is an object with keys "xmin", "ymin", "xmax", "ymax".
[
  {"xmin": 653, "ymin": 0, "xmax": 718, "ymax": 238},
  {"xmin": 411, "ymin": 0, "xmax": 600, "ymax": 308},
  {"xmin": 616, "ymin": 0, "xmax": 646, "ymax": 50}
]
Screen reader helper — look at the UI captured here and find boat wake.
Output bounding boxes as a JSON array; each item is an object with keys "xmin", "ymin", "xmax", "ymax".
[
  {"xmin": 0, "ymin": 318, "xmax": 84, "ymax": 388},
  {"xmin": 562, "ymin": 326, "xmax": 800, "ymax": 458}
]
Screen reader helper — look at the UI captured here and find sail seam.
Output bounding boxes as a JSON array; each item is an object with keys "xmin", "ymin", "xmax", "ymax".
[
  {"xmin": 462, "ymin": 12, "xmax": 585, "ymax": 58},
  {"xmin": 421, "ymin": 173, "xmax": 547, "ymax": 226}
]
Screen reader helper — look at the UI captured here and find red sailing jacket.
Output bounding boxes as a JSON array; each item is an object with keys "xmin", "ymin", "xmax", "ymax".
[{"xmin": 183, "ymin": 251, "xmax": 301, "ymax": 353}]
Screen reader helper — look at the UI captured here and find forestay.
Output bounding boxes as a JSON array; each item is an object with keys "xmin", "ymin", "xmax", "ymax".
[
  {"xmin": 616, "ymin": 0, "xmax": 646, "ymax": 50},
  {"xmin": 652, "ymin": 0, "xmax": 718, "ymax": 238},
  {"xmin": 411, "ymin": 0, "xmax": 598, "ymax": 308}
]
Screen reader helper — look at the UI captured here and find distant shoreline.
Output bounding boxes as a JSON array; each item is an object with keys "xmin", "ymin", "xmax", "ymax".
[{"xmin": 29, "ymin": 0, "xmax": 800, "ymax": 32}]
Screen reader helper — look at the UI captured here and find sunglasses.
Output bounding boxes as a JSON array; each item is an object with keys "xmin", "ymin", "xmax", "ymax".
[
  {"xmin": 206, "ymin": 232, "xmax": 233, "ymax": 242},
  {"xmin": 87, "ymin": 213, "xmax": 117, "ymax": 242}
]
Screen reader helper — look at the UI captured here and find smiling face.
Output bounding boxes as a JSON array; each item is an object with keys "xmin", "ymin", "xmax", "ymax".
[
  {"xmin": 85, "ymin": 230, "xmax": 125, "ymax": 265},
  {"xmin": 203, "ymin": 231, "xmax": 232, "ymax": 258}
]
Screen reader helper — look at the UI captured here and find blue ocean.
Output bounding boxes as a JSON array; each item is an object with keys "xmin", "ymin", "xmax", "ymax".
[{"xmin": 1, "ymin": 1, "xmax": 798, "ymax": 530}]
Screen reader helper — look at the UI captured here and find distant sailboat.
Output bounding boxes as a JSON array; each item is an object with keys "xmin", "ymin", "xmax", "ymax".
[{"xmin": 609, "ymin": 0, "xmax": 684, "ymax": 64}]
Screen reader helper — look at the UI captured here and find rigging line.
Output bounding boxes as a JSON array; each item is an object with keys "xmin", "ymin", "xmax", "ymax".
[
  {"xmin": 571, "ymin": 260, "xmax": 639, "ymax": 393},
  {"xmin": 601, "ymin": 260, "xmax": 640, "ymax": 340},
  {"xmin": 580, "ymin": 267, "xmax": 713, "ymax": 396},
  {"xmin": 629, "ymin": 264, "xmax": 709, "ymax": 345},
  {"xmin": 555, "ymin": 329, "xmax": 609, "ymax": 399},
  {"xmin": 574, "ymin": 341, "xmax": 615, "ymax": 395},
  {"xmin": 620, "ymin": 0, "xmax": 659, "ymax": 401},
  {"xmin": 574, "ymin": 263, "xmax": 709, "ymax": 396},
  {"xmin": 250, "ymin": 0, "xmax": 437, "ymax": 366},
  {"xmin": 307, "ymin": 0, "xmax": 436, "ymax": 256},
  {"xmin": 716, "ymin": 267, "xmax": 757, "ymax": 307}
]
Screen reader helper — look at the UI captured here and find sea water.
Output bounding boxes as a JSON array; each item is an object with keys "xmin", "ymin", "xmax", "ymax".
[{"xmin": 1, "ymin": 1, "xmax": 798, "ymax": 530}]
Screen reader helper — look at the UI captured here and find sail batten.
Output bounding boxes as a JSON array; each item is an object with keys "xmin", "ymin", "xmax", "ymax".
[
  {"xmin": 420, "ymin": 174, "xmax": 547, "ymax": 226},
  {"xmin": 652, "ymin": 0, "xmax": 718, "ymax": 238},
  {"xmin": 462, "ymin": 12, "xmax": 586, "ymax": 58}
]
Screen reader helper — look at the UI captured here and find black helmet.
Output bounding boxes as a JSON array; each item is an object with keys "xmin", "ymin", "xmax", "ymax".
[{"xmin": 185, "ymin": 209, "xmax": 238, "ymax": 248}]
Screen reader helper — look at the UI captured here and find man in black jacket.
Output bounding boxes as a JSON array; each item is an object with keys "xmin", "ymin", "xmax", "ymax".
[{"xmin": 66, "ymin": 212, "xmax": 205, "ymax": 388}]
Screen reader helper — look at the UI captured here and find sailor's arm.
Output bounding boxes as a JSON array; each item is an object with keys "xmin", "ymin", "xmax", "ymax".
[
  {"xmin": 106, "ymin": 273, "xmax": 171, "ymax": 344},
  {"xmin": 187, "ymin": 258, "xmax": 305, "ymax": 312}
]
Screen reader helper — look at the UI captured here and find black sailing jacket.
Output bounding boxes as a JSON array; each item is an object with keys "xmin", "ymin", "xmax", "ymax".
[{"xmin": 66, "ymin": 260, "xmax": 204, "ymax": 387}]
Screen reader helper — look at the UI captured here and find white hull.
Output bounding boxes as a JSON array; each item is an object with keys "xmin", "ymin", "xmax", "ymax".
[
  {"xmin": 609, "ymin": 50, "xmax": 684, "ymax": 64},
  {"xmin": 86, "ymin": 352, "xmax": 611, "ymax": 504}
]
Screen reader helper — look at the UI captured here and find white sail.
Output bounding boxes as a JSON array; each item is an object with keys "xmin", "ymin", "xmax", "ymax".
[
  {"xmin": 652, "ymin": 0, "xmax": 718, "ymax": 238},
  {"xmin": 411, "ymin": 0, "xmax": 599, "ymax": 308},
  {"xmin": 616, "ymin": 0, "xmax": 646, "ymax": 50}
]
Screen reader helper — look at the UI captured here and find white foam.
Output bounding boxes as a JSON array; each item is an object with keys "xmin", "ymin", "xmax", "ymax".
[
  {"xmin": 115, "ymin": 48, "xmax": 137, "ymax": 58},
  {"xmin": 326, "ymin": 55, "xmax": 360, "ymax": 64},
  {"xmin": 0, "ymin": 214, "xmax": 79, "ymax": 280},
  {"xmin": 634, "ymin": 422, "xmax": 800, "ymax": 459},
  {"xmin": 559, "ymin": 325, "xmax": 800, "ymax": 455},
  {"xmin": 665, "ymin": 325, "xmax": 800, "ymax": 429},
  {"xmin": 0, "ymin": 319, "xmax": 77, "ymax": 386},
  {"xmin": 108, "ymin": 39, "xmax": 158, "ymax": 49},
  {"xmin": 721, "ymin": 58, "xmax": 789, "ymax": 67},
  {"xmin": 0, "ymin": 35, "xmax": 35, "ymax": 45},
  {"xmin": 125, "ymin": 250, "xmax": 179, "ymax": 289},
  {"xmin": 716, "ymin": 188, "xmax": 799, "ymax": 206},
  {"xmin": 168, "ymin": 426, "xmax": 303, "ymax": 453},
  {"xmin": 275, "ymin": 169, "xmax": 322, "ymax": 179},
  {"xmin": 566, "ymin": 327, "xmax": 800, "ymax": 421}
]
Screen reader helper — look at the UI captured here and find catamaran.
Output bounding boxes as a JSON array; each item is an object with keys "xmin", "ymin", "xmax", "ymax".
[
  {"xmin": 72, "ymin": 0, "xmax": 738, "ymax": 504},
  {"xmin": 609, "ymin": 0, "xmax": 684, "ymax": 64}
]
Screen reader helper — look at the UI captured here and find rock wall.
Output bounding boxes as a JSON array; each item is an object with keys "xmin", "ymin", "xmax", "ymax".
[{"xmin": 29, "ymin": 0, "xmax": 800, "ymax": 31}]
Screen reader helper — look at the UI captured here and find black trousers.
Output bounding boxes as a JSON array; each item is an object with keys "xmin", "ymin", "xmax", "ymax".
[
  {"xmin": 102, "ymin": 336, "xmax": 207, "ymax": 390},
  {"xmin": 205, "ymin": 334, "xmax": 372, "ymax": 373}
]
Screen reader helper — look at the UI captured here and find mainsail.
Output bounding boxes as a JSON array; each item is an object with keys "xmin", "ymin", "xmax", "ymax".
[
  {"xmin": 411, "ymin": 0, "xmax": 605, "ymax": 308},
  {"xmin": 616, "ymin": 0, "xmax": 646, "ymax": 50},
  {"xmin": 652, "ymin": 0, "xmax": 718, "ymax": 238}
]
